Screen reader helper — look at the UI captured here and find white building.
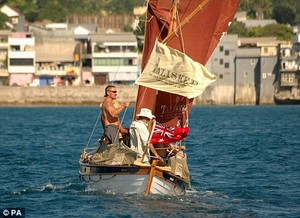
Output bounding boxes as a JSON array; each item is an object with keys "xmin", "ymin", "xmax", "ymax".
[
  {"xmin": 8, "ymin": 32, "xmax": 35, "ymax": 86},
  {"xmin": 90, "ymin": 32, "xmax": 139, "ymax": 85}
]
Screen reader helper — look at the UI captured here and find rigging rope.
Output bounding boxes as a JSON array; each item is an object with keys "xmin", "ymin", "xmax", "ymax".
[
  {"xmin": 85, "ymin": 110, "xmax": 101, "ymax": 149},
  {"xmin": 112, "ymin": 83, "xmax": 136, "ymax": 143},
  {"xmin": 110, "ymin": 41, "xmax": 131, "ymax": 82}
]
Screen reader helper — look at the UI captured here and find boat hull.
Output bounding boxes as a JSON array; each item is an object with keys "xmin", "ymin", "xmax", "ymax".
[{"xmin": 79, "ymin": 161, "xmax": 187, "ymax": 196}]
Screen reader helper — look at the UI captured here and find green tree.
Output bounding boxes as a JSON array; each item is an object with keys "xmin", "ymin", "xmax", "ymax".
[
  {"xmin": 240, "ymin": 0, "xmax": 272, "ymax": 19},
  {"xmin": 227, "ymin": 21, "xmax": 248, "ymax": 36},
  {"xmin": 6, "ymin": 0, "xmax": 38, "ymax": 22},
  {"xmin": 261, "ymin": 24, "xmax": 293, "ymax": 40},
  {"xmin": 0, "ymin": 12, "xmax": 9, "ymax": 29},
  {"xmin": 245, "ymin": 24, "xmax": 292, "ymax": 40},
  {"xmin": 253, "ymin": 0, "xmax": 272, "ymax": 19},
  {"xmin": 105, "ymin": 0, "xmax": 143, "ymax": 14},
  {"xmin": 247, "ymin": 26, "xmax": 263, "ymax": 37},
  {"xmin": 37, "ymin": 0, "xmax": 67, "ymax": 22},
  {"xmin": 61, "ymin": 0, "xmax": 108, "ymax": 15},
  {"xmin": 272, "ymin": 3, "xmax": 296, "ymax": 25},
  {"xmin": 227, "ymin": 22, "xmax": 293, "ymax": 41}
]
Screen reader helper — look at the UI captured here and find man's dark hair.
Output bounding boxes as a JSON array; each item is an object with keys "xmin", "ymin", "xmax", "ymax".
[{"xmin": 104, "ymin": 85, "xmax": 116, "ymax": 97}]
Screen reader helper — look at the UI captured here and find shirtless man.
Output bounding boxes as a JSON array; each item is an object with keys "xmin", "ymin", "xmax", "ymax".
[{"xmin": 100, "ymin": 85, "xmax": 129, "ymax": 144}]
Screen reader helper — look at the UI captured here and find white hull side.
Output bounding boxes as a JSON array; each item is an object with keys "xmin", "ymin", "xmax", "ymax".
[
  {"xmin": 81, "ymin": 174, "xmax": 149, "ymax": 194},
  {"xmin": 80, "ymin": 174, "xmax": 185, "ymax": 196},
  {"xmin": 151, "ymin": 176, "xmax": 186, "ymax": 196}
]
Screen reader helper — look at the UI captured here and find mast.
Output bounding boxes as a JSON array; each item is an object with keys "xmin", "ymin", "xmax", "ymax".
[
  {"xmin": 167, "ymin": 0, "xmax": 179, "ymax": 36},
  {"xmin": 162, "ymin": 0, "xmax": 211, "ymax": 44},
  {"xmin": 144, "ymin": 1, "xmax": 180, "ymax": 195}
]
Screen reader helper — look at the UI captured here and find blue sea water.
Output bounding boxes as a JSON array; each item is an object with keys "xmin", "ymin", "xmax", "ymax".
[{"xmin": 0, "ymin": 106, "xmax": 299, "ymax": 218}]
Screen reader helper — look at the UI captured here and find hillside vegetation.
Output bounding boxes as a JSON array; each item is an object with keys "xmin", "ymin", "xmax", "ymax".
[{"xmin": 0, "ymin": 0, "xmax": 299, "ymax": 40}]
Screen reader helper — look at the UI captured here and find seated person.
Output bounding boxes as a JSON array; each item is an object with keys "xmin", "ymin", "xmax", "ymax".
[{"xmin": 129, "ymin": 108, "xmax": 163, "ymax": 163}]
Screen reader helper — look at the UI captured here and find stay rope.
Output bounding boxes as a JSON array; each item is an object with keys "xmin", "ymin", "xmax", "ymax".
[
  {"xmin": 85, "ymin": 110, "xmax": 101, "ymax": 149},
  {"xmin": 112, "ymin": 83, "xmax": 136, "ymax": 143}
]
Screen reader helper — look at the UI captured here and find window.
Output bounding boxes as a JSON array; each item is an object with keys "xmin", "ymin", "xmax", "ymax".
[
  {"xmin": 225, "ymin": 50, "xmax": 229, "ymax": 55},
  {"xmin": 219, "ymin": 74, "xmax": 223, "ymax": 79},
  {"xmin": 219, "ymin": 59, "xmax": 223, "ymax": 65},
  {"xmin": 219, "ymin": 46, "xmax": 224, "ymax": 52},
  {"xmin": 93, "ymin": 58, "xmax": 136, "ymax": 66},
  {"xmin": 282, "ymin": 73, "xmax": 294, "ymax": 83},
  {"xmin": 10, "ymin": 58, "xmax": 33, "ymax": 66},
  {"xmin": 224, "ymin": 62, "xmax": 229, "ymax": 68},
  {"xmin": 10, "ymin": 45, "xmax": 20, "ymax": 51},
  {"xmin": 94, "ymin": 45, "xmax": 106, "ymax": 53},
  {"xmin": 123, "ymin": 46, "xmax": 135, "ymax": 52},
  {"xmin": 108, "ymin": 46, "xmax": 121, "ymax": 52},
  {"xmin": 124, "ymin": 59, "xmax": 133, "ymax": 65}
]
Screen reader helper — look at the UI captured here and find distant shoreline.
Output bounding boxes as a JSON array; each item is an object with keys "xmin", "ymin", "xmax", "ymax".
[
  {"xmin": 0, "ymin": 86, "xmax": 296, "ymax": 106},
  {"xmin": 0, "ymin": 102, "xmax": 99, "ymax": 107},
  {"xmin": 0, "ymin": 85, "xmax": 138, "ymax": 106}
]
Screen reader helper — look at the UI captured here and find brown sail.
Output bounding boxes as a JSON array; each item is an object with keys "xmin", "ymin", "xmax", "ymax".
[{"xmin": 135, "ymin": 0, "xmax": 240, "ymax": 127}]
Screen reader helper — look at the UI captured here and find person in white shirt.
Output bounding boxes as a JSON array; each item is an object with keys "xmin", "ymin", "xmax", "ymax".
[{"xmin": 129, "ymin": 108, "xmax": 163, "ymax": 163}]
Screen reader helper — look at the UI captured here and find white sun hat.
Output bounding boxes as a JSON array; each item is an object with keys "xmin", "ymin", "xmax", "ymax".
[{"xmin": 137, "ymin": 108, "xmax": 155, "ymax": 119}]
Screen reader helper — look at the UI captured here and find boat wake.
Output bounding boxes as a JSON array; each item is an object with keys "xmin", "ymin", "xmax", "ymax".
[{"xmin": 10, "ymin": 181, "xmax": 79, "ymax": 195}]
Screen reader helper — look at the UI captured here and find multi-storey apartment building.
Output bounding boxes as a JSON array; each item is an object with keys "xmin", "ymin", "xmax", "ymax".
[
  {"xmin": 90, "ymin": 32, "xmax": 139, "ymax": 85},
  {"xmin": 257, "ymin": 40, "xmax": 278, "ymax": 104},
  {"xmin": 0, "ymin": 30, "xmax": 10, "ymax": 85},
  {"xmin": 30, "ymin": 23, "xmax": 98, "ymax": 86},
  {"xmin": 34, "ymin": 28, "xmax": 79, "ymax": 86},
  {"xmin": 205, "ymin": 37, "xmax": 280, "ymax": 105},
  {"xmin": 205, "ymin": 34, "xmax": 238, "ymax": 105},
  {"xmin": 8, "ymin": 32, "xmax": 35, "ymax": 86},
  {"xmin": 274, "ymin": 42, "xmax": 300, "ymax": 103}
]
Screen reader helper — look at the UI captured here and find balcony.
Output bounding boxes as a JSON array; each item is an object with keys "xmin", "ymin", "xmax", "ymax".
[
  {"xmin": 280, "ymin": 72, "xmax": 298, "ymax": 86},
  {"xmin": 36, "ymin": 66, "xmax": 79, "ymax": 76}
]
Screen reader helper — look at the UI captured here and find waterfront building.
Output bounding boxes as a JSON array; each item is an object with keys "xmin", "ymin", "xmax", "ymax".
[
  {"xmin": 274, "ymin": 41, "xmax": 300, "ymax": 103},
  {"xmin": 232, "ymin": 37, "xmax": 279, "ymax": 105},
  {"xmin": 8, "ymin": 32, "xmax": 35, "ymax": 86},
  {"xmin": 258, "ymin": 40, "xmax": 278, "ymax": 104},
  {"xmin": 204, "ymin": 37, "xmax": 281, "ymax": 105},
  {"xmin": 0, "ymin": 5, "xmax": 34, "ymax": 86},
  {"xmin": 30, "ymin": 23, "xmax": 98, "ymax": 86},
  {"xmin": 34, "ymin": 32, "xmax": 79, "ymax": 86},
  {"xmin": 71, "ymin": 24, "xmax": 98, "ymax": 85},
  {"xmin": 0, "ymin": 3, "xmax": 298, "ymax": 104},
  {"xmin": 205, "ymin": 34, "xmax": 238, "ymax": 105},
  {"xmin": 90, "ymin": 32, "xmax": 139, "ymax": 85},
  {"xmin": 0, "ymin": 30, "xmax": 10, "ymax": 85},
  {"xmin": 235, "ymin": 47, "xmax": 260, "ymax": 105}
]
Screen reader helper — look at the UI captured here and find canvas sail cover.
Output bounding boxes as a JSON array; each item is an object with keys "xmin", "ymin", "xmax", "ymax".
[
  {"xmin": 136, "ymin": 40, "xmax": 216, "ymax": 99},
  {"xmin": 135, "ymin": 0, "xmax": 240, "ymax": 127}
]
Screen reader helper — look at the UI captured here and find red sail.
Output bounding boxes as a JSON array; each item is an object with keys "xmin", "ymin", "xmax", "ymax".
[{"xmin": 135, "ymin": 0, "xmax": 240, "ymax": 127}]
